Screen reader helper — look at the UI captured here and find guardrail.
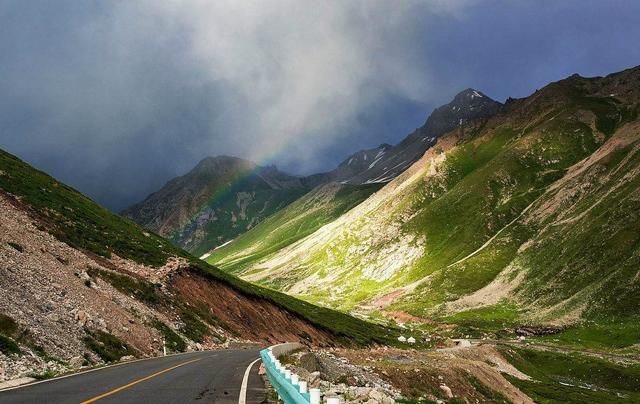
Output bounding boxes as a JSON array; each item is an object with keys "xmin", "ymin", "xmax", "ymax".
[{"xmin": 261, "ymin": 343, "xmax": 327, "ymax": 404}]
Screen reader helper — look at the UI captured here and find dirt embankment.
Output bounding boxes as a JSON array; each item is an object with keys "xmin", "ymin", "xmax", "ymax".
[
  {"xmin": 170, "ymin": 270, "xmax": 335, "ymax": 346},
  {"xmin": 336, "ymin": 344, "xmax": 534, "ymax": 403}
]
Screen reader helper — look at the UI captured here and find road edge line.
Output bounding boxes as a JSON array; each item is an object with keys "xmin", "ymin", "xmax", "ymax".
[{"xmin": 238, "ymin": 357, "xmax": 261, "ymax": 404}]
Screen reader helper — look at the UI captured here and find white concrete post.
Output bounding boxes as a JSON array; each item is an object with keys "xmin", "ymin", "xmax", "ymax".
[
  {"xmin": 290, "ymin": 374, "xmax": 299, "ymax": 385},
  {"xmin": 327, "ymin": 398, "xmax": 341, "ymax": 404},
  {"xmin": 309, "ymin": 388, "xmax": 321, "ymax": 404},
  {"xmin": 298, "ymin": 381, "xmax": 308, "ymax": 394},
  {"xmin": 284, "ymin": 369, "xmax": 292, "ymax": 379},
  {"xmin": 162, "ymin": 338, "xmax": 166, "ymax": 356}
]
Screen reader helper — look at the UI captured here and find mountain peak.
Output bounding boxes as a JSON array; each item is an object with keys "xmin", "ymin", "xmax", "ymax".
[
  {"xmin": 451, "ymin": 88, "xmax": 496, "ymax": 105},
  {"xmin": 190, "ymin": 155, "xmax": 256, "ymax": 176},
  {"xmin": 194, "ymin": 154, "xmax": 252, "ymax": 166},
  {"xmin": 419, "ymin": 87, "xmax": 502, "ymax": 136},
  {"xmin": 123, "ymin": 153, "xmax": 307, "ymax": 253},
  {"xmin": 456, "ymin": 87, "xmax": 486, "ymax": 98}
]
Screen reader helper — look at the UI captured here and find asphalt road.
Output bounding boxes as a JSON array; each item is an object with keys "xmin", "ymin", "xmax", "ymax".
[{"xmin": 0, "ymin": 349, "xmax": 265, "ymax": 404}]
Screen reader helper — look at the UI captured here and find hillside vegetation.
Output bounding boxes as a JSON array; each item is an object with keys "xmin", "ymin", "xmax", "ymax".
[
  {"xmin": 209, "ymin": 182, "xmax": 382, "ymax": 273},
  {"xmin": 217, "ymin": 66, "xmax": 640, "ymax": 338},
  {"xmin": 0, "ymin": 149, "xmax": 396, "ymax": 350}
]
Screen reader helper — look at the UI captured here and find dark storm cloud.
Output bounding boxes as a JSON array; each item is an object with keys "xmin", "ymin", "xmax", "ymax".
[{"xmin": 0, "ymin": 1, "xmax": 639, "ymax": 210}]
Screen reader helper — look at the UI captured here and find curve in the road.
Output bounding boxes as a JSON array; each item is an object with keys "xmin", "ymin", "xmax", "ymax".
[
  {"xmin": 238, "ymin": 358, "xmax": 261, "ymax": 404},
  {"xmin": 0, "ymin": 349, "xmax": 265, "ymax": 404}
]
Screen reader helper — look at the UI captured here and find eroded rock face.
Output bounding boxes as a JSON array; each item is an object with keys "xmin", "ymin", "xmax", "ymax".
[
  {"xmin": 168, "ymin": 270, "xmax": 335, "ymax": 345},
  {"xmin": 0, "ymin": 190, "xmax": 333, "ymax": 382},
  {"xmin": 0, "ymin": 193, "xmax": 175, "ymax": 381}
]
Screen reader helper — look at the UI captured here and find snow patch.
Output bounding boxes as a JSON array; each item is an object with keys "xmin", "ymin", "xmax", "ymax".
[
  {"xmin": 214, "ymin": 239, "xmax": 234, "ymax": 250},
  {"xmin": 390, "ymin": 160, "xmax": 410, "ymax": 170},
  {"xmin": 364, "ymin": 174, "xmax": 395, "ymax": 184},
  {"xmin": 368, "ymin": 156, "xmax": 384, "ymax": 170}
]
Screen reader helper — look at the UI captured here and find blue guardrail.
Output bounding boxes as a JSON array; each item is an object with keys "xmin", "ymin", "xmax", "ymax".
[{"xmin": 260, "ymin": 349, "xmax": 311, "ymax": 404}]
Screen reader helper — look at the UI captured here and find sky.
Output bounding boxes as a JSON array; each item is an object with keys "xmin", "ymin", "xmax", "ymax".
[{"xmin": 1, "ymin": 1, "xmax": 639, "ymax": 211}]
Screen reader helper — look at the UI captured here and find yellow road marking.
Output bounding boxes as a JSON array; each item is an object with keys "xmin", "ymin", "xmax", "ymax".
[{"xmin": 80, "ymin": 357, "xmax": 202, "ymax": 403}]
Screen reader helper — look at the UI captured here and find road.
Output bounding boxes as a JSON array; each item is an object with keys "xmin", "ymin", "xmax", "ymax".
[{"xmin": 0, "ymin": 349, "xmax": 265, "ymax": 403}]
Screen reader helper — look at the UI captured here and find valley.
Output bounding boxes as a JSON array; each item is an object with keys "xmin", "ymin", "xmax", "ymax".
[
  {"xmin": 206, "ymin": 66, "xmax": 640, "ymax": 343},
  {"xmin": 2, "ymin": 3, "xmax": 639, "ymax": 403},
  {"xmin": 1, "ymin": 63, "xmax": 639, "ymax": 404}
]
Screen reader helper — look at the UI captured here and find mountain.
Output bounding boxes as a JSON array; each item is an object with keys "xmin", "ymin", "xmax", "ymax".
[
  {"xmin": 209, "ymin": 182, "xmax": 384, "ymax": 274},
  {"xmin": 306, "ymin": 88, "xmax": 503, "ymax": 187},
  {"xmin": 0, "ymin": 149, "xmax": 393, "ymax": 380},
  {"xmin": 126, "ymin": 89, "xmax": 502, "ymax": 258},
  {"xmin": 209, "ymin": 66, "xmax": 640, "ymax": 331},
  {"xmin": 122, "ymin": 156, "xmax": 309, "ymax": 256}
]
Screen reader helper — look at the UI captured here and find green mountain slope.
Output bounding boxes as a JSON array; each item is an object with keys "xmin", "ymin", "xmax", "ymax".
[
  {"xmin": 208, "ymin": 182, "xmax": 383, "ymax": 273},
  {"xmin": 0, "ymin": 149, "xmax": 395, "ymax": 347},
  {"xmin": 222, "ymin": 66, "xmax": 640, "ymax": 331}
]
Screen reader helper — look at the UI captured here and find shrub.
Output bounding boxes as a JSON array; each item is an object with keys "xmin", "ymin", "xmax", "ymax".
[
  {"xmin": 83, "ymin": 330, "xmax": 136, "ymax": 363},
  {"xmin": 0, "ymin": 334, "xmax": 21, "ymax": 355},
  {"xmin": 7, "ymin": 242, "xmax": 23, "ymax": 252},
  {"xmin": 28, "ymin": 369, "xmax": 57, "ymax": 380},
  {"xmin": 151, "ymin": 320, "xmax": 186, "ymax": 353}
]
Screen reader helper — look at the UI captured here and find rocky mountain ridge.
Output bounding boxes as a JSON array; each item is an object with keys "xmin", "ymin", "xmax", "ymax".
[{"xmin": 306, "ymin": 88, "xmax": 503, "ymax": 187}]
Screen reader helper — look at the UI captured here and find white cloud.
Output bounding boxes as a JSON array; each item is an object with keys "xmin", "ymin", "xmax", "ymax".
[{"xmin": 111, "ymin": 0, "xmax": 473, "ymax": 164}]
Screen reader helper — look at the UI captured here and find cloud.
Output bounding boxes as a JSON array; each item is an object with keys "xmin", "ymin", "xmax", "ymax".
[
  {"xmin": 123, "ymin": 0, "xmax": 472, "ymax": 162},
  {"xmin": 0, "ymin": 1, "xmax": 639, "ymax": 210},
  {"xmin": 0, "ymin": 0, "xmax": 471, "ymax": 208}
]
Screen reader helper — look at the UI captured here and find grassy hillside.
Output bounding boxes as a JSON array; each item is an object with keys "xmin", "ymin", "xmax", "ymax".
[
  {"xmin": 501, "ymin": 346, "xmax": 640, "ymax": 402},
  {"xmin": 0, "ymin": 149, "xmax": 396, "ymax": 346},
  {"xmin": 208, "ymin": 182, "xmax": 382, "ymax": 273},
  {"xmin": 221, "ymin": 66, "xmax": 640, "ymax": 340},
  {"xmin": 0, "ymin": 149, "xmax": 179, "ymax": 267}
]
